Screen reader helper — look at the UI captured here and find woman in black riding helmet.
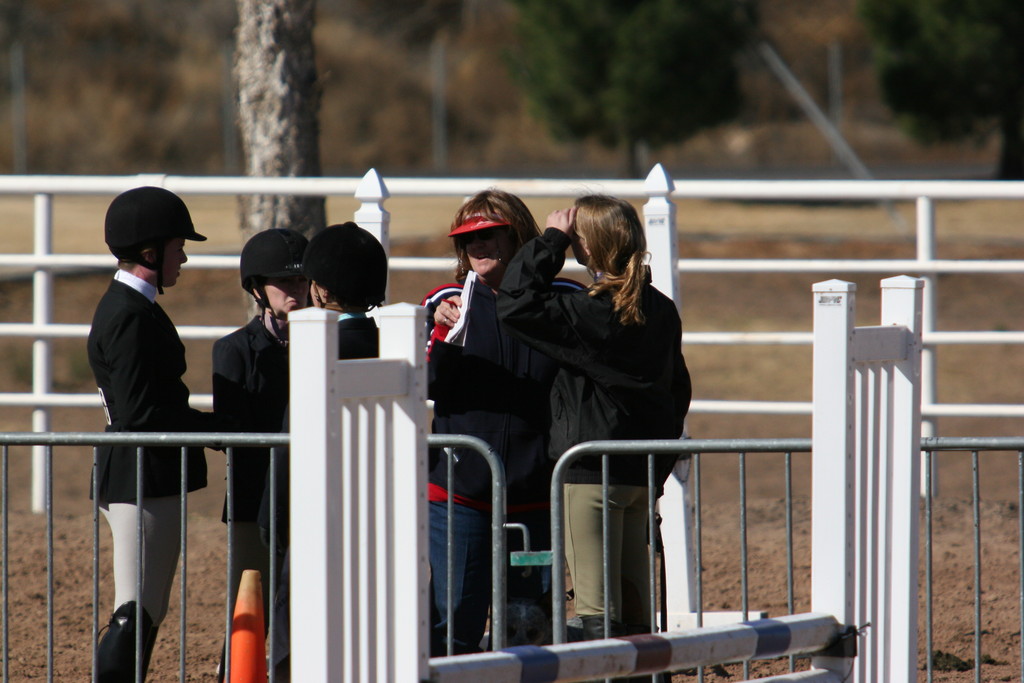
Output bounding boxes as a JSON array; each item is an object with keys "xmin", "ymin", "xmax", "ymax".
[
  {"xmin": 260, "ymin": 222, "xmax": 387, "ymax": 682},
  {"xmin": 89, "ymin": 186, "xmax": 231, "ymax": 682},
  {"xmin": 212, "ymin": 228, "xmax": 309, "ymax": 677}
]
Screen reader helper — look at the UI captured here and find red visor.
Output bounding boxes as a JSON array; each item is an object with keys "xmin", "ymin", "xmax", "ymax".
[{"xmin": 448, "ymin": 216, "xmax": 509, "ymax": 237}]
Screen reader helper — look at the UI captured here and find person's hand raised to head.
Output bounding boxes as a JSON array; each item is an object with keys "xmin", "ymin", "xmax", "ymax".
[{"xmin": 546, "ymin": 208, "xmax": 576, "ymax": 237}]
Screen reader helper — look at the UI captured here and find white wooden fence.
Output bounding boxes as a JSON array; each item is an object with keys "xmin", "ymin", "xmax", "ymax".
[
  {"xmin": 288, "ymin": 303, "xmax": 429, "ymax": 683},
  {"xmin": 283, "ymin": 275, "xmax": 923, "ymax": 682},
  {"xmin": 0, "ymin": 171, "xmax": 1018, "ymax": 654},
  {"xmin": 811, "ymin": 276, "xmax": 923, "ymax": 683},
  {"xmin": 2, "ymin": 169, "xmax": 1023, "ymax": 424}
]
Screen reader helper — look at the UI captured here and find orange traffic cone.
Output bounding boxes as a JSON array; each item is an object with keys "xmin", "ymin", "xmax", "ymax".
[{"xmin": 229, "ymin": 569, "xmax": 267, "ymax": 683}]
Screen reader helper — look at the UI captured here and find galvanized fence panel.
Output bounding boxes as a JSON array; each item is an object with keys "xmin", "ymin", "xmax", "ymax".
[
  {"xmin": 0, "ymin": 432, "xmax": 286, "ymax": 683},
  {"xmin": 426, "ymin": 434, "xmax": 508, "ymax": 654},
  {"xmin": 548, "ymin": 438, "xmax": 813, "ymax": 682},
  {"xmin": 3, "ymin": 432, "xmax": 1024, "ymax": 681}
]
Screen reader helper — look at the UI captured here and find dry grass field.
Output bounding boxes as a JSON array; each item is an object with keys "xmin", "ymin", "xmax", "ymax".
[{"xmin": 1, "ymin": 193, "xmax": 1023, "ymax": 680}]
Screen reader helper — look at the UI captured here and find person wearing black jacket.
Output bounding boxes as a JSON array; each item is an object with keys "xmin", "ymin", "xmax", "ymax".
[
  {"xmin": 261, "ymin": 222, "xmax": 386, "ymax": 682},
  {"xmin": 212, "ymin": 228, "xmax": 308, "ymax": 679},
  {"xmin": 497, "ymin": 194, "xmax": 691, "ymax": 642},
  {"xmin": 88, "ymin": 186, "xmax": 228, "ymax": 682},
  {"xmin": 423, "ymin": 189, "xmax": 584, "ymax": 655}
]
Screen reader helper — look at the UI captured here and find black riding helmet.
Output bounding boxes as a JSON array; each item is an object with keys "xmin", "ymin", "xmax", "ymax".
[
  {"xmin": 240, "ymin": 228, "xmax": 309, "ymax": 296},
  {"xmin": 302, "ymin": 222, "xmax": 387, "ymax": 310},
  {"xmin": 104, "ymin": 186, "xmax": 206, "ymax": 293}
]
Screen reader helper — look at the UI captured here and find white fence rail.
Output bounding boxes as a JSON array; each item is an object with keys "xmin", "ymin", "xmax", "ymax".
[
  {"xmin": 3, "ymin": 170, "xmax": 1023, "ymax": 418},
  {"xmin": 3, "ymin": 170, "xmax": 1024, "ymax": 512},
  {"xmin": 2, "ymin": 172, "xmax": 1024, "ymax": 417}
]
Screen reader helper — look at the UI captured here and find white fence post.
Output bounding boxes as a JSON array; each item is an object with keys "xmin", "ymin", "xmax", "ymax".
[
  {"xmin": 288, "ymin": 303, "xmax": 428, "ymax": 683},
  {"xmin": 642, "ymin": 163, "xmax": 678, "ymax": 308},
  {"xmin": 810, "ymin": 277, "xmax": 923, "ymax": 682},
  {"xmin": 355, "ymin": 169, "xmax": 392, "ymax": 306},
  {"xmin": 878, "ymin": 275, "xmax": 923, "ymax": 682},
  {"xmin": 642, "ymin": 164, "xmax": 698, "ymax": 626},
  {"xmin": 376, "ymin": 303, "xmax": 429, "ymax": 682},
  {"xmin": 354, "ymin": 169, "xmax": 390, "ymax": 252},
  {"xmin": 288, "ymin": 307, "xmax": 343, "ymax": 681},
  {"xmin": 658, "ymin": 457, "xmax": 698, "ymax": 627},
  {"xmin": 811, "ymin": 279, "xmax": 857, "ymax": 679},
  {"xmin": 916, "ymin": 197, "xmax": 940, "ymax": 495},
  {"xmin": 31, "ymin": 193, "xmax": 55, "ymax": 514}
]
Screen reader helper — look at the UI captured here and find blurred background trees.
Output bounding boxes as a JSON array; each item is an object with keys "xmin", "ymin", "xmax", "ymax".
[
  {"xmin": 0, "ymin": 0, "xmax": 1008, "ymax": 178},
  {"xmin": 859, "ymin": 0, "xmax": 1024, "ymax": 179},
  {"xmin": 508, "ymin": 0, "xmax": 753, "ymax": 176}
]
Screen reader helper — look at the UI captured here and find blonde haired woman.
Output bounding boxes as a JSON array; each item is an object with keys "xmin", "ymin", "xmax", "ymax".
[{"xmin": 497, "ymin": 194, "xmax": 691, "ymax": 640}]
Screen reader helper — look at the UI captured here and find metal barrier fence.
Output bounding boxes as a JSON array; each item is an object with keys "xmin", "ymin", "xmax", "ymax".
[
  {"xmin": 429, "ymin": 434, "xmax": 509, "ymax": 654},
  {"xmin": 0, "ymin": 431, "xmax": 288, "ymax": 683},
  {"xmin": 549, "ymin": 438, "xmax": 811, "ymax": 682},
  {"xmin": 543, "ymin": 436, "xmax": 1024, "ymax": 682},
  {"xmin": 3, "ymin": 431, "xmax": 1024, "ymax": 681},
  {"xmin": 918, "ymin": 437, "xmax": 1024, "ymax": 683}
]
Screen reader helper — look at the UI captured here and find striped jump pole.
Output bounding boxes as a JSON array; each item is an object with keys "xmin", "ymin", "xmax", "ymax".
[{"xmin": 429, "ymin": 613, "xmax": 851, "ymax": 683}]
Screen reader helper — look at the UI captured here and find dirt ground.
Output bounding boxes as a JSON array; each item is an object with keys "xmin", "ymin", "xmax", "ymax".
[{"xmin": 2, "ymin": 200, "xmax": 1024, "ymax": 681}]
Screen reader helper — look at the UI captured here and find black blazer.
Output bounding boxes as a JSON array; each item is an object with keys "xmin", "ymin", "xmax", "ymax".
[
  {"xmin": 213, "ymin": 316, "xmax": 290, "ymax": 522},
  {"xmin": 87, "ymin": 279, "xmax": 221, "ymax": 502}
]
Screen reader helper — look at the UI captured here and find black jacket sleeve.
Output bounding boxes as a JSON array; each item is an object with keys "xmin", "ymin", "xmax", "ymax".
[
  {"xmin": 497, "ymin": 229, "xmax": 596, "ymax": 366},
  {"xmin": 212, "ymin": 332, "xmax": 252, "ymax": 428}
]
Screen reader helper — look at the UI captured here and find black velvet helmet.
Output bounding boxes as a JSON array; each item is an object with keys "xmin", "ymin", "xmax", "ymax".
[
  {"xmin": 104, "ymin": 186, "xmax": 206, "ymax": 258},
  {"xmin": 240, "ymin": 229, "xmax": 309, "ymax": 292},
  {"xmin": 302, "ymin": 222, "xmax": 387, "ymax": 309}
]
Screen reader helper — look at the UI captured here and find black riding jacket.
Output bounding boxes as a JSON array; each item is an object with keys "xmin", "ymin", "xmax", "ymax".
[
  {"xmin": 87, "ymin": 278, "xmax": 225, "ymax": 502},
  {"xmin": 497, "ymin": 229, "xmax": 692, "ymax": 489},
  {"xmin": 213, "ymin": 315, "xmax": 289, "ymax": 522},
  {"xmin": 422, "ymin": 277, "xmax": 583, "ymax": 508}
]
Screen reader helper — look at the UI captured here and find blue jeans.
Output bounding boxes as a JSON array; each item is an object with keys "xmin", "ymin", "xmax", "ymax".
[{"xmin": 429, "ymin": 501, "xmax": 551, "ymax": 655}]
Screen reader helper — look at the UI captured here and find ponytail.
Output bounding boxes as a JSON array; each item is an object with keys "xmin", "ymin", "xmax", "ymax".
[{"xmin": 575, "ymin": 195, "xmax": 649, "ymax": 326}]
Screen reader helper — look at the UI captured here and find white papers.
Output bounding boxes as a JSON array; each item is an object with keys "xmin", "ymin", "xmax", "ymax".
[{"xmin": 446, "ymin": 271, "xmax": 475, "ymax": 346}]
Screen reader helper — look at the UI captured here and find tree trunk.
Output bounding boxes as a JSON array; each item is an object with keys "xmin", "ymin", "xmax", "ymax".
[
  {"xmin": 996, "ymin": 109, "xmax": 1024, "ymax": 180},
  {"xmin": 234, "ymin": 0, "xmax": 326, "ymax": 239}
]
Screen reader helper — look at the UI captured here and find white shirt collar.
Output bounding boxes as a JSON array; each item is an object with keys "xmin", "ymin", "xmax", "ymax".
[{"xmin": 114, "ymin": 269, "xmax": 157, "ymax": 303}]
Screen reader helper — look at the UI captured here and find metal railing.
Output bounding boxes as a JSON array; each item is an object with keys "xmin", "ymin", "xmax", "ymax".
[
  {"xmin": 549, "ymin": 438, "xmax": 812, "ymax": 682},
  {"xmin": 427, "ymin": 434, "xmax": 508, "ymax": 654},
  {"xmin": 919, "ymin": 437, "xmax": 1024, "ymax": 683},
  {"xmin": 0, "ymin": 432, "xmax": 288, "ymax": 683},
  {"xmin": 3, "ymin": 431, "xmax": 1023, "ymax": 680}
]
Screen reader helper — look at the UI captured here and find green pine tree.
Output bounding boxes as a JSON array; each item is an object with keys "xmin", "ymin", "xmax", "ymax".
[
  {"xmin": 508, "ymin": 0, "xmax": 753, "ymax": 176},
  {"xmin": 859, "ymin": 0, "xmax": 1024, "ymax": 178}
]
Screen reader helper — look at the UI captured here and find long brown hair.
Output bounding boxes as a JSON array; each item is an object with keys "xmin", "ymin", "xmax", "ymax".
[
  {"xmin": 574, "ymin": 194, "xmax": 650, "ymax": 325},
  {"xmin": 450, "ymin": 189, "xmax": 540, "ymax": 280}
]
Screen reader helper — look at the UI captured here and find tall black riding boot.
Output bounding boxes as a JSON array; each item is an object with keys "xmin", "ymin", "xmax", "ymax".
[
  {"xmin": 97, "ymin": 601, "xmax": 156, "ymax": 683},
  {"xmin": 141, "ymin": 624, "xmax": 159, "ymax": 679}
]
